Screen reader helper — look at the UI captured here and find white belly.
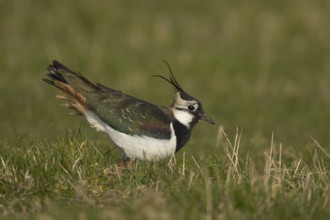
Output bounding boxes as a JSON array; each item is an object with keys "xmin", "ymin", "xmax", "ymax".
[{"xmin": 84, "ymin": 111, "xmax": 177, "ymax": 161}]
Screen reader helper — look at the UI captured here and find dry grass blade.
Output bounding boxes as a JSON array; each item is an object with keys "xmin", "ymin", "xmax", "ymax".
[{"xmin": 311, "ymin": 137, "xmax": 330, "ymax": 159}]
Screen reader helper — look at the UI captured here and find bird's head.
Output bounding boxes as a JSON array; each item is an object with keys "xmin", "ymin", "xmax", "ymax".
[{"xmin": 153, "ymin": 61, "xmax": 214, "ymax": 128}]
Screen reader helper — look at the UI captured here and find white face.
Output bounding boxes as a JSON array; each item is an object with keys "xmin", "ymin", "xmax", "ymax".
[
  {"xmin": 172, "ymin": 92, "xmax": 200, "ymax": 128},
  {"xmin": 173, "ymin": 108, "xmax": 194, "ymax": 128}
]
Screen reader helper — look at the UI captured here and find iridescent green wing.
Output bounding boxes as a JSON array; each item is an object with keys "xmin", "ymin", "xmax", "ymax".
[{"xmin": 86, "ymin": 89, "xmax": 173, "ymax": 140}]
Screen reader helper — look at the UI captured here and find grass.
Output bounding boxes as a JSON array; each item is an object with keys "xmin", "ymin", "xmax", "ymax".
[
  {"xmin": 1, "ymin": 129, "xmax": 329, "ymax": 219},
  {"xmin": 1, "ymin": 0, "xmax": 330, "ymax": 219}
]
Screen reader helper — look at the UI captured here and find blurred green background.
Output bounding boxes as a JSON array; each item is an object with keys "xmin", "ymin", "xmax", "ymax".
[{"xmin": 1, "ymin": 0, "xmax": 330, "ymax": 153}]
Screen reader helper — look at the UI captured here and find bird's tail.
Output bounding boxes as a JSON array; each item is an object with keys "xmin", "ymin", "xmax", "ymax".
[{"xmin": 43, "ymin": 60, "xmax": 98, "ymax": 115}]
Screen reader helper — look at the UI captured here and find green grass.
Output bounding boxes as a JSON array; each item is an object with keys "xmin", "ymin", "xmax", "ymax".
[
  {"xmin": 1, "ymin": 130, "xmax": 329, "ymax": 219},
  {"xmin": 1, "ymin": 0, "xmax": 330, "ymax": 219}
]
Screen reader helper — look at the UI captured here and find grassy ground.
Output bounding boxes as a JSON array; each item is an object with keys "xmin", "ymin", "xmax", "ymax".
[{"xmin": 1, "ymin": 0, "xmax": 330, "ymax": 219}]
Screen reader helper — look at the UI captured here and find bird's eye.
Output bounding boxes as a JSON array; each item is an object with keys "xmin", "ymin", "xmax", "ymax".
[{"xmin": 188, "ymin": 105, "xmax": 195, "ymax": 111}]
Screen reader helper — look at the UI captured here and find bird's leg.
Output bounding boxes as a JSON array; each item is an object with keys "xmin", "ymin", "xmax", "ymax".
[
  {"xmin": 118, "ymin": 151, "xmax": 133, "ymax": 168},
  {"xmin": 127, "ymin": 159, "xmax": 133, "ymax": 167},
  {"xmin": 119, "ymin": 159, "xmax": 126, "ymax": 168},
  {"xmin": 104, "ymin": 158, "xmax": 133, "ymax": 176},
  {"xmin": 119, "ymin": 158, "xmax": 133, "ymax": 168}
]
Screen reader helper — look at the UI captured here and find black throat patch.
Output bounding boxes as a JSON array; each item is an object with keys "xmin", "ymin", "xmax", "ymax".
[{"xmin": 173, "ymin": 120, "xmax": 192, "ymax": 152}]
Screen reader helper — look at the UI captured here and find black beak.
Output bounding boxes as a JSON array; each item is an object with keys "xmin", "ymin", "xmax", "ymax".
[{"xmin": 200, "ymin": 113, "xmax": 215, "ymax": 125}]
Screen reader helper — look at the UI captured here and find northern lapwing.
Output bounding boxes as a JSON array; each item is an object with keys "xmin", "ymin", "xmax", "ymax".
[{"xmin": 43, "ymin": 60, "xmax": 214, "ymax": 166}]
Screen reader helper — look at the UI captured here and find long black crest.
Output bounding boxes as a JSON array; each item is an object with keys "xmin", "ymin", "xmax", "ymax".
[{"xmin": 153, "ymin": 60, "xmax": 184, "ymax": 92}]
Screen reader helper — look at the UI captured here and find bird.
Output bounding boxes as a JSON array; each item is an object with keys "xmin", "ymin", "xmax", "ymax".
[{"xmin": 43, "ymin": 60, "xmax": 214, "ymax": 166}]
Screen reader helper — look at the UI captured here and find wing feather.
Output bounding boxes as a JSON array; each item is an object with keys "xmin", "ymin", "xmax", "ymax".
[{"xmin": 87, "ymin": 92, "xmax": 173, "ymax": 139}]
